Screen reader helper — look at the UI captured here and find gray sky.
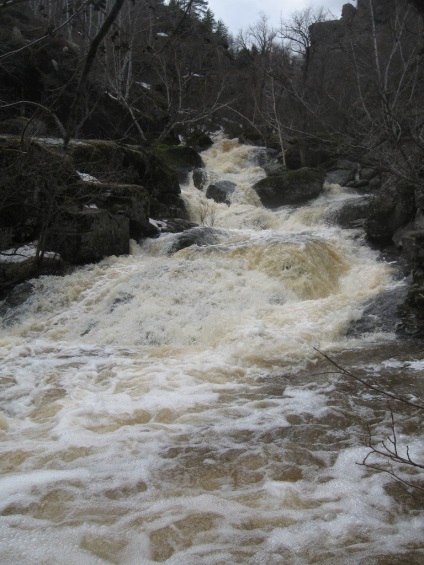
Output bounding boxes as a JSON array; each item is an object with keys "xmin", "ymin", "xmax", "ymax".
[{"xmin": 207, "ymin": 0, "xmax": 354, "ymax": 34}]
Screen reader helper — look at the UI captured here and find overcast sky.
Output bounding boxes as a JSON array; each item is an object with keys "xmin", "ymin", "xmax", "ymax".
[{"xmin": 207, "ymin": 0, "xmax": 354, "ymax": 34}]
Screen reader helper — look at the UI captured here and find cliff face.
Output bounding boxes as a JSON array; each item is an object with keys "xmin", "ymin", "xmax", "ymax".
[
  {"xmin": 307, "ymin": 0, "xmax": 423, "ymax": 126},
  {"xmin": 306, "ymin": 1, "xmax": 424, "ymax": 334}
]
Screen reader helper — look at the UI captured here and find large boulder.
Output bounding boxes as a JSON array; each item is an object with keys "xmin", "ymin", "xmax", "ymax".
[
  {"xmin": 263, "ymin": 160, "xmax": 287, "ymax": 177},
  {"xmin": 71, "ymin": 181, "xmax": 150, "ymax": 239},
  {"xmin": 324, "ymin": 195, "xmax": 372, "ymax": 229},
  {"xmin": 70, "ymin": 140, "xmax": 186, "ymax": 220},
  {"xmin": 365, "ymin": 176, "xmax": 416, "ymax": 244},
  {"xmin": 149, "ymin": 145, "xmax": 204, "ymax": 184},
  {"xmin": 400, "ymin": 230, "xmax": 424, "ymax": 268},
  {"xmin": 71, "ymin": 141, "xmax": 180, "ymax": 196},
  {"xmin": 325, "ymin": 159, "xmax": 358, "ymax": 186},
  {"xmin": 0, "ymin": 256, "xmax": 62, "ymax": 296},
  {"xmin": 0, "ymin": 136, "xmax": 78, "ymax": 250},
  {"xmin": 206, "ymin": 181, "xmax": 236, "ymax": 204},
  {"xmin": 167, "ymin": 226, "xmax": 221, "ymax": 254},
  {"xmin": 150, "ymin": 193, "xmax": 188, "ymax": 219},
  {"xmin": 399, "ymin": 272, "xmax": 424, "ymax": 337},
  {"xmin": 192, "ymin": 167, "xmax": 208, "ymax": 190},
  {"xmin": 46, "ymin": 207, "xmax": 129, "ymax": 264},
  {"xmin": 253, "ymin": 168, "xmax": 325, "ymax": 208}
]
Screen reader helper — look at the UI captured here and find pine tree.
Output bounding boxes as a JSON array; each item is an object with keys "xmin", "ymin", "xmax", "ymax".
[
  {"xmin": 177, "ymin": 0, "xmax": 208, "ymax": 19},
  {"xmin": 216, "ymin": 19, "xmax": 228, "ymax": 39},
  {"xmin": 202, "ymin": 8, "xmax": 215, "ymax": 32}
]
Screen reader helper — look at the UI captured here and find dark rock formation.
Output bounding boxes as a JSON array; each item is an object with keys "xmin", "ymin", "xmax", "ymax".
[
  {"xmin": 401, "ymin": 231, "xmax": 424, "ymax": 268},
  {"xmin": 0, "ymin": 256, "xmax": 63, "ymax": 297},
  {"xmin": 253, "ymin": 168, "xmax": 325, "ymax": 208},
  {"xmin": 365, "ymin": 177, "xmax": 416, "ymax": 244},
  {"xmin": 399, "ymin": 272, "xmax": 424, "ymax": 337},
  {"xmin": 325, "ymin": 160, "xmax": 358, "ymax": 187},
  {"xmin": 149, "ymin": 145, "xmax": 204, "ymax": 184},
  {"xmin": 324, "ymin": 195, "xmax": 372, "ymax": 229},
  {"xmin": 0, "ymin": 136, "xmax": 191, "ymax": 288},
  {"xmin": 206, "ymin": 181, "xmax": 236, "ymax": 204},
  {"xmin": 193, "ymin": 167, "xmax": 208, "ymax": 190},
  {"xmin": 263, "ymin": 161, "xmax": 287, "ymax": 177},
  {"xmin": 153, "ymin": 218, "xmax": 198, "ymax": 234},
  {"xmin": 0, "ymin": 136, "xmax": 79, "ymax": 250},
  {"xmin": 348, "ymin": 285, "xmax": 409, "ymax": 336},
  {"xmin": 71, "ymin": 181, "xmax": 150, "ymax": 239},
  {"xmin": 46, "ymin": 208, "xmax": 129, "ymax": 264},
  {"xmin": 167, "ymin": 226, "xmax": 221, "ymax": 254}
]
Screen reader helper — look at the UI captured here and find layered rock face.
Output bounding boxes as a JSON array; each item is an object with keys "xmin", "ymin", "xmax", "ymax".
[
  {"xmin": 253, "ymin": 168, "xmax": 325, "ymax": 208},
  {"xmin": 0, "ymin": 137, "xmax": 204, "ymax": 288},
  {"xmin": 306, "ymin": 1, "xmax": 424, "ymax": 252}
]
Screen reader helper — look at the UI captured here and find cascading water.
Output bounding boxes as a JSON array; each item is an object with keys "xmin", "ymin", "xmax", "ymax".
[{"xmin": 0, "ymin": 137, "xmax": 423, "ymax": 564}]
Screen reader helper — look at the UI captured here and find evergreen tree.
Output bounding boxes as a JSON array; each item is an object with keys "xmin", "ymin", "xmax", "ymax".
[
  {"xmin": 216, "ymin": 19, "xmax": 229, "ymax": 39},
  {"xmin": 178, "ymin": 0, "xmax": 208, "ymax": 19},
  {"xmin": 202, "ymin": 8, "xmax": 215, "ymax": 32}
]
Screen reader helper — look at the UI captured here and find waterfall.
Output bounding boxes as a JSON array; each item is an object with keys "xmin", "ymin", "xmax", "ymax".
[{"xmin": 0, "ymin": 136, "xmax": 423, "ymax": 564}]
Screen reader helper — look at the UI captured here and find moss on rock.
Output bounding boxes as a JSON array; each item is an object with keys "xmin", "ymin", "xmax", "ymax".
[{"xmin": 253, "ymin": 167, "xmax": 325, "ymax": 208}]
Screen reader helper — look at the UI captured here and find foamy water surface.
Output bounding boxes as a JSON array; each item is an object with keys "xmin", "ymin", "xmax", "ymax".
[{"xmin": 0, "ymin": 137, "xmax": 423, "ymax": 564}]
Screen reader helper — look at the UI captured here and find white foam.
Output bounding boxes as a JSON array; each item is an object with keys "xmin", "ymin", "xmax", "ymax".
[{"xmin": 0, "ymin": 136, "xmax": 422, "ymax": 563}]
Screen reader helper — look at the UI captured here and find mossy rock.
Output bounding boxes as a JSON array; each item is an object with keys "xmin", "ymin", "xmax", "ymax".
[
  {"xmin": 0, "ymin": 137, "xmax": 78, "ymax": 247},
  {"xmin": 0, "ymin": 256, "xmax": 63, "ymax": 295},
  {"xmin": 253, "ymin": 167, "xmax": 325, "ymax": 208},
  {"xmin": 149, "ymin": 145, "xmax": 203, "ymax": 183},
  {"xmin": 365, "ymin": 177, "xmax": 416, "ymax": 244},
  {"xmin": 46, "ymin": 207, "xmax": 129, "ymax": 264},
  {"xmin": 71, "ymin": 141, "xmax": 180, "ymax": 197},
  {"xmin": 71, "ymin": 141, "xmax": 147, "ymax": 184},
  {"xmin": 69, "ymin": 181, "xmax": 151, "ymax": 239},
  {"xmin": 399, "ymin": 273, "xmax": 424, "ymax": 336},
  {"xmin": 150, "ymin": 193, "xmax": 188, "ymax": 220}
]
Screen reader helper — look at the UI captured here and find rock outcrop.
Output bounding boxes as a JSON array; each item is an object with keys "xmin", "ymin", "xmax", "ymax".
[
  {"xmin": 0, "ymin": 136, "xmax": 201, "ymax": 289},
  {"xmin": 46, "ymin": 208, "xmax": 129, "ymax": 264},
  {"xmin": 253, "ymin": 168, "xmax": 325, "ymax": 208},
  {"xmin": 206, "ymin": 181, "xmax": 236, "ymax": 205}
]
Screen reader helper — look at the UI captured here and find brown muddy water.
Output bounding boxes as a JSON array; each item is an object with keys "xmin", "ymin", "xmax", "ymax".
[{"xmin": 0, "ymin": 137, "xmax": 423, "ymax": 564}]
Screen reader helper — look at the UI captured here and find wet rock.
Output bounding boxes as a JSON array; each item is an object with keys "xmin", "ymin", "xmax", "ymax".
[
  {"xmin": 0, "ymin": 255, "xmax": 63, "ymax": 295},
  {"xmin": 153, "ymin": 218, "xmax": 198, "ymax": 234},
  {"xmin": 347, "ymin": 285, "xmax": 409, "ymax": 336},
  {"xmin": 150, "ymin": 193, "xmax": 188, "ymax": 220},
  {"xmin": 187, "ymin": 132, "xmax": 213, "ymax": 152},
  {"xmin": 206, "ymin": 181, "xmax": 236, "ymax": 204},
  {"xmin": 285, "ymin": 145, "xmax": 303, "ymax": 170},
  {"xmin": 252, "ymin": 147, "xmax": 278, "ymax": 167},
  {"xmin": 0, "ymin": 136, "xmax": 79, "ymax": 249},
  {"xmin": 150, "ymin": 145, "xmax": 204, "ymax": 184},
  {"xmin": 263, "ymin": 161, "xmax": 287, "ymax": 177},
  {"xmin": 168, "ymin": 226, "xmax": 221, "ymax": 254},
  {"xmin": 193, "ymin": 167, "xmax": 208, "ymax": 190},
  {"xmin": 253, "ymin": 168, "xmax": 325, "ymax": 208},
  {"xmin": 400, "ymin": 230, "xmax": 424, "ymax": 268},
  {"xmin": 46, "ymin": 208, "xmax": 129, "ymax": 264},
  {"xmin": 324, "ymin": 196, "xmax": 372, "ymax": 229},
  {"xmin": 360, "ymin": 167, "xmax": 380, "ymax": 182},
  {"xmin": 365, "ymin": 177, "xmax": 416, "ymax": 244},
  {"xmin": 399, "ymin": 272, "xmax": 424, "ymax": 337},
  {"xmin": 72, "ymin": 181, "xmax": 150, "ymax": 239},
  {"xmin": 346, "ymin": 179, "xmax": 369, "ymax": 190},
  {"xmin": 325, "ymin": 159, "xmax": 358, "ymax": 186}
]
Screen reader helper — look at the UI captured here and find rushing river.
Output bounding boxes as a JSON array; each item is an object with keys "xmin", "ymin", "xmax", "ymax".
[{"xmin": 0, "ymin": 137, "xmax": 423, "ymax": 564}]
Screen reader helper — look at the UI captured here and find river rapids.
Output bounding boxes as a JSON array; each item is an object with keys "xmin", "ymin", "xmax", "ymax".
[{"xmin": 0, "ymin": 137, "xmax": 423, "ymax": 564}]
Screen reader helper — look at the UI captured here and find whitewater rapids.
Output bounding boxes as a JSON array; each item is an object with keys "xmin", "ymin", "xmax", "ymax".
[{"xmin": 0, "ymin": 137, "xmax": 423, "ymax": 564}]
